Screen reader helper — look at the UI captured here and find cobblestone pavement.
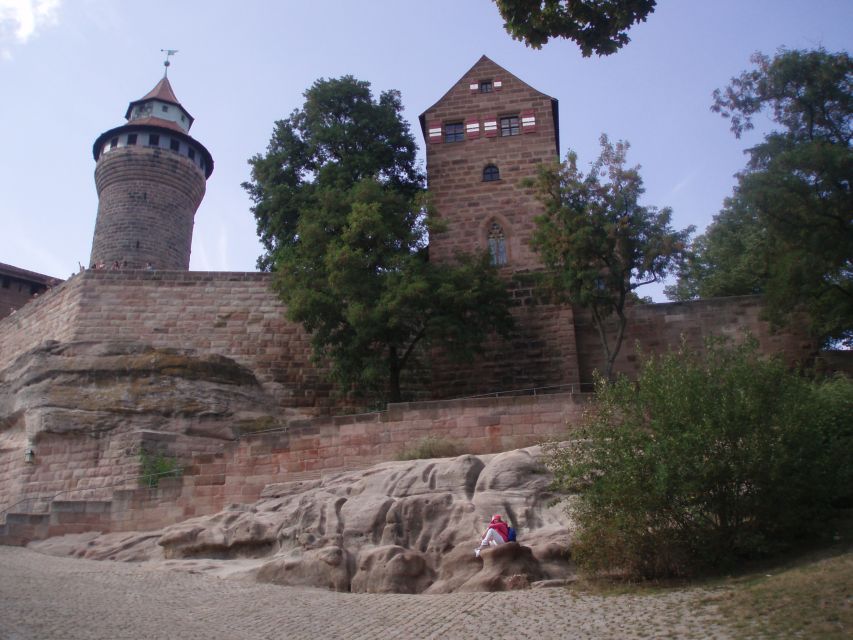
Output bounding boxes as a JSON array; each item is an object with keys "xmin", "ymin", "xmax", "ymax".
[{"xmin": 0, "ymin": 546, "xmax": 734, "ymax": 640}]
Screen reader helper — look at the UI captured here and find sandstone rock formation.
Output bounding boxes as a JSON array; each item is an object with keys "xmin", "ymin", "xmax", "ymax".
[
  {"xmin": 31, "ymin": 446, "xmax": 575, "ymax": 593},
  {"xmin": 0, "ymin": 340, "xmax": 284, "ymax": 441}
]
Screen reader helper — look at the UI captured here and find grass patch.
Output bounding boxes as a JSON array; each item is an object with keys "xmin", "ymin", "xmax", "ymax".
[{"xmin": 395, "ymin": 435, "xmax": 462, "ymax": 460}]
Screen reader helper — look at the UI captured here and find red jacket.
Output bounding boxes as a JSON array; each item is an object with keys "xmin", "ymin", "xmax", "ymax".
[{"xmin": 487, "ymin": 518, "xmax": 509, "ymax": 541}]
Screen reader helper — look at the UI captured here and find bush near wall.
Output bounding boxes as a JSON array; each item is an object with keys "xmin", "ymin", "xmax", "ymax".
[{"xmin": 548, "ymin": 338, "xmax": 853, "ymax": 579}]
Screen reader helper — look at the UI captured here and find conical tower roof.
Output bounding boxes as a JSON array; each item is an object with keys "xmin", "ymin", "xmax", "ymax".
[{"xmin": 124, "ymin": 75, "xmax": 195, "ymax": 128}]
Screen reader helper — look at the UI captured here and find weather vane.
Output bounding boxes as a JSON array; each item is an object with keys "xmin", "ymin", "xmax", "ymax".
[{"xmin": 160, "ymin": 49, "xmax": 179, "ymax": 76}]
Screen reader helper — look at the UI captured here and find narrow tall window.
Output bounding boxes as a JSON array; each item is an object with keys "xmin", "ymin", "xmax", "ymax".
[
  {"xmin": 444, "ymin": 122, "xmax": 464, "ymax": 143},
  {"xmin": 500, "ymin": 115, "xmax": 519, "ymax": 137},
  {"xmin": 109, "ymin": 137, "xmax": 118, "ymax": 149},
  {"xmin": 483, "ymin": 165, "xmax": 500, "ymax": 182},
  {"xmin": 170, "ymin": 139, "xmax": 180, "ymax": 152},
  {"xmin": 187, "ymin": 148, "xmax": 195, "ymax": 160},
  {"xmin": 488, "ymin": 221, "xmax": 507, "ymax": 266}
]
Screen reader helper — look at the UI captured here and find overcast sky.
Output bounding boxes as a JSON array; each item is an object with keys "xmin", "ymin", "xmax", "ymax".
[{"xmin": 1, "ymin": 0, "xmax": 850, "ymax": 300}]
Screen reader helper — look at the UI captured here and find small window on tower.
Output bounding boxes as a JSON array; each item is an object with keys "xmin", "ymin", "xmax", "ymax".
[
  {"xmin": 181, "ymin": 115, "xmax": 186, "ymax": 122},
  {"xmin": 483, "ymin": 165, "xmax": 500, "ymax": 182},
  {"xmin": 170, "ymin": 139, "xmax": 180, "ymax": 152},
  {"xmin": 148, "ymin": 134, "xmax": 160, "ymax": 147},
  {"xmin": 488, "ymin": 221, "xmax": 508, "ymax": 266},
  {"xmin": 444, "ymin": 122, "xmax": 464, "ymax": 143},
  {"xmin": 127, "ymin": 134, "xmax": 137, "ymax": 145},
  {"xmin": 187, "ymin": 148, "xmax": 195, "ymax": 160},
  {"xmin": 162, "ymin": 105, "xmax": 169, "ymax": 113},
  {"xmin": 109, "ymin": 137, "xmax": 118, "ymax": 149},
  {"xmin": 479, "ymin": 80, "xmax": 493, "ymax": 93}
]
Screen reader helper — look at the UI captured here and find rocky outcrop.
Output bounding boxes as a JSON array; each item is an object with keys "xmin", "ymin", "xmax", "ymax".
[
  {"xmin": 30, "ymin": 445, "xmax": 576, "ymax": 593},
  {"xmin": 0, "ymin": 340, "xmax": 284, "ymax": 441}
]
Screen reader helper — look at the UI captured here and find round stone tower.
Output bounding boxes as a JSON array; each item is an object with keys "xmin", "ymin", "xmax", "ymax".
[{"xmin": 90, "ymin": 75, "xmax": 213, "ymax": 270}]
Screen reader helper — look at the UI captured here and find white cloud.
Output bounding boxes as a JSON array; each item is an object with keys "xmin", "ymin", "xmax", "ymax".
[{"xmin": 0, "ymin": 0, "xmax": 60, "ymax": 58}]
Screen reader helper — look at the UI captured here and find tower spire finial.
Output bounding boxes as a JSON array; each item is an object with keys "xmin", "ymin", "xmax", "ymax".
[{"xmin": 160, "ymin": 49, "xmax": 178, "ymax": 76}]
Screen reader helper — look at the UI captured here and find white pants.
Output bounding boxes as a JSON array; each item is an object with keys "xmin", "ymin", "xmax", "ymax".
[{"xmin": 477, "ymin": 528, "xmax": 506, "ymax": 549}]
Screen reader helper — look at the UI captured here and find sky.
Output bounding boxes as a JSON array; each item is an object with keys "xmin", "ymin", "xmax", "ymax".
[{"xmin": 1, "ymin": 0, "xmax": 851, "ymax": 300}]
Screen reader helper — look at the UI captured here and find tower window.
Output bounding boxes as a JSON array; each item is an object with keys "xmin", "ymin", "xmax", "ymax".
[
  {"xmin": 162, "ymin": 105, "xmax": 169, "ymax": 112},
  {"xmin": 488, "ymin": 221, "xmax": 508, "ymax": 266},
  {"xmin": 483, "ymin": 165, "xmax": 500, "ymax": 181},
  {"xmin": 170, "ymin": 139, "xmax": 180, "ymax": 152},
  {"xmin": 479, "ymin": 80, "xmax": 492, "ymax": 93},
  {"xmin": 187, "ymin": 148, "xmax": 195, "ymax": 160},
  {"xmin": 109, "ymin": 137, "xmax": 118, "ymax": 149},
  {"xmin": 444, "ymin": 122, "xmax": 464, "ymax": 143},
  {"xmin": 500, "ymin": 116, "xmax": 519, "ymax": 137},
  {"xmin": 126, "ymin": 133, "xmax": 137, "ymax": 145},
  {"xmin": 181, "ymin": 115, "xmax": 186, "ymax": 122},
  {"xmin": 148, "ymin": 134, "xmax": 160, "ymax": 147}
]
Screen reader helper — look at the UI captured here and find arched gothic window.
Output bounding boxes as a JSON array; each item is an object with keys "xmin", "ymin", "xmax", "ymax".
[
  {"xmin": 483, "ymin": 164, "xmax": 500, "ymax": 181},
  {"xmin": 488, "ymin": 221, "xmax": 507, "ymax": 266}
]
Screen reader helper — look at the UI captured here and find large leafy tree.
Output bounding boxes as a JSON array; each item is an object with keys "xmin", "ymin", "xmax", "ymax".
[
  {"xmin": 668, "ymin": 49, "xmax": 852, "ymax": 346},
  {"xmin": 494, "ymin": 0, "xmax": 656, "ymax": 56},
  {"xmin": 244, "ymin": 77, "xmax": 513, "ymax": 403},
  {"xmin": 532, "ymin": 135, "xmax": 692, "ymax": 381}
]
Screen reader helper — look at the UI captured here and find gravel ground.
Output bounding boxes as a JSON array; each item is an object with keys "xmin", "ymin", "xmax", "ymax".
[{"xmin": 0, "ymin": 546, "xmax": 734, "ymax": 640}]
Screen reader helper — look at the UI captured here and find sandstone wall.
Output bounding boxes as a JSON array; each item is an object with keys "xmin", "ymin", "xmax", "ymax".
[
  {"xmin": 0, "ymin": 270, "xmax": 331, "ymax": 414},
  {"xmin": 0, "ymin": 393, "xmax": 589, "ymax": 541},
  {"xmin": 574, "ymin": 295, "xmax": 816, "ymax": 381}
]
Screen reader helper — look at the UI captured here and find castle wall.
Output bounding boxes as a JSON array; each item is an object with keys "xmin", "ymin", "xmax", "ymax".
[
  {"xmin": 429, "ymin": 276, "xmax": 581, "ymax": 397},
  {"xmin": 0, "ymin": 393, "xmax": 589, "ymax": 540},
  {"xmin": 0, "ymin": 269, "xmax": 333, "ymax": 414},
  {"xmin": 574, "ymin": 295, "xmax": 817, "ymax": 381}
]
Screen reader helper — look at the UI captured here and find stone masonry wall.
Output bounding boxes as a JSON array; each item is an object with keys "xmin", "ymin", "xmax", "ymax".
[
  {"xmin": 0, "ymin": 269, "xmax": 332, "ymax": 414},
  {"xmin": 0, "ymin": 393, "xmax": 589, "ymax": 541},
  {"xmin": 574, "ymin": 295, "xmax": 817, "ymax": 381}
]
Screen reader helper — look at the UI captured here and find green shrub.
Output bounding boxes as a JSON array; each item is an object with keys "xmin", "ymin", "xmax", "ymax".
[
  {"xmin": 548, "ymin": 338, "xmax": 853, "ymax": 579},
  {"xmin": 396, "ymin": 435, "xmax": 462, "ymax": 460},
  {"xmin": 139, "ymin": 450, "xmax": 182, "ymax": 488}
]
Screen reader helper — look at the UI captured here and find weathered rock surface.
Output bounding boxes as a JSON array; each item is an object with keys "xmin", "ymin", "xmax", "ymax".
[
  {"xmin": 0, "ymin": 340, "xmax": 285, "ymax": 440},
  {"xmin": 31, "ymin": 445, "xmax": 576, "ymax": 593}
]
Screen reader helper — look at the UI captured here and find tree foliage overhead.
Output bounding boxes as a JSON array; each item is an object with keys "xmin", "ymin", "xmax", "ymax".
[
  {"xmin": 494, "ymin": 0, "xmax": 656, "ymax": 56},
  {"xmin": 548, "ymin": 339, "xmax": 853, "ymax": 579},
  {"xmin": 243, "ymin": 77, "xmax": 513, "ymax": 404},
  {"xmin": 669, "ymin": 48, "xmax": 852, "ymax": 347},
  {"xmin": 531, "ymin": 135, "xmax": 692, "ymax": 381},
  {"xmin": 244, "ymin": 76, "xmax": 422, "ymax": 271}
]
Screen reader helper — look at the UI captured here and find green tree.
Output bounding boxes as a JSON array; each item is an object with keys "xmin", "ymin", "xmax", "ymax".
[
  {"xmin": 244, "ymin": 77, "xmax": 513, "ymax": 403},
  {"xmin": 669, "ymin": 48, "xmax": 852, "ymax": 346},
  {"xmin": 494, "ymin": 0, "xmax": 656, "ymax": 56},
  {"xmin": 548, "ymin": 339, "xmax": 853, "ymax": 579},
  {"xmin": 531, "ymin": 135, "xmax": 692, "ymax": 381}
]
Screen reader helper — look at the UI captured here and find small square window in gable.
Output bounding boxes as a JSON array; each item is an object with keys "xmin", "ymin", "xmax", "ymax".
[{"xmin": 479, "ymin": 80, "xmax": 492, "ymax": 93}]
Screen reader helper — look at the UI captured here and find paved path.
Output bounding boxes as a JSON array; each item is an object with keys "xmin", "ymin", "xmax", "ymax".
[{"xmin": 0, "ymin": 546, "xmax": 734, "ymax": 640}]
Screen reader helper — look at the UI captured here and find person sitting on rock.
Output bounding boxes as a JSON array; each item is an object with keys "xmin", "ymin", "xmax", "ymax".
[{"xmin": 475, "ymin": 514, "xmax": 509, "ymax": 557}]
